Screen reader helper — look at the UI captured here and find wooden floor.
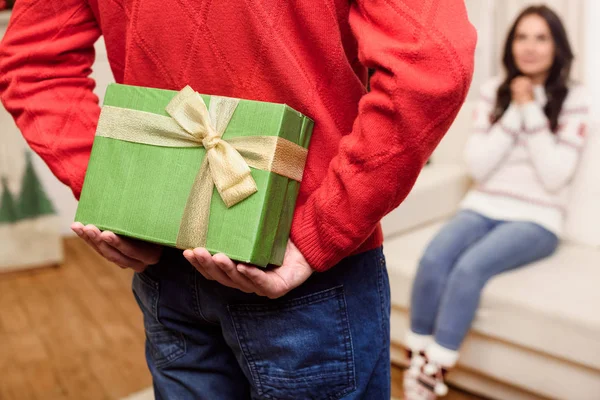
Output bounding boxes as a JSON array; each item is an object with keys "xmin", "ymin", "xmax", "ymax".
[
  {"xmin": 0, "ymin": 238, "xmax": 151, "ymax": 400},
  {"xmin": 0, "ymin": 237, "xmax": 482, "ymax": 400}
]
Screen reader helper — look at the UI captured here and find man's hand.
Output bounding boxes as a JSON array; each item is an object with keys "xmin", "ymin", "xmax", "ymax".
[
  {"xmin": 510, "ymin": 76, "xmax": 535, "ymax": 104},
  {"xmin": 184, "ymin": 240, "xmax": 314, "ymax": 299},
  {"xmin": 71, "ymin": 222, "xmax": 163, "ymax": 272}
]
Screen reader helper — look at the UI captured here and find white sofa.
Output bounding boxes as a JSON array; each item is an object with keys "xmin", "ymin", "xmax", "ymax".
[{"xmin": 383, "ymin": 103, "xmax": 600, "ymax": 400}]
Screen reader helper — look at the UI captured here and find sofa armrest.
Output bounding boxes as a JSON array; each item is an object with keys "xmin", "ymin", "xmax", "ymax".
[{"xmin": 381, "ymin": 164, "xmax": 470, "ymax": 239}]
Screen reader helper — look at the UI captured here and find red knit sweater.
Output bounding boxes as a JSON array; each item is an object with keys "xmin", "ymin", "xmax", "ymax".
[{"xmin": 0, "ymin": 0, "xmax": 476, "ymax": 271}]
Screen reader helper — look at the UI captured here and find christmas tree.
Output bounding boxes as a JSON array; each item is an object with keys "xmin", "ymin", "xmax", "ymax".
[
  {"xmin": 17, "ymin": 152, "xmax": 55, "ymax": 220},
  {"xmin": 0, "ymin": 177, "xmax": 18, "ymax": 224}
]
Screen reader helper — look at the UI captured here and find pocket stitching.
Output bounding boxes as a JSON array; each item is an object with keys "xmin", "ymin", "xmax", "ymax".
[
  {"xmin": 152, "ymin": 331, "xmax": 187, "ymax": 368},
  {"xmin": 133, "ymin": 273, "xmax": 187, "ymax": 369},
  {"xmin": 229, "ymin": 285, "xmax": 345, "ymax": 315},
  {"xmin": 192, "ymin": 271, "xmax": 220, "ymax": 326},
  {"xmin": 133, "ymin": 273, "xmax": 159, "ymax": 318},
  {"xmin": 229, "ymin": 311, "xmax": 266, "ymax": 397},
  {"xmin": 377, "ymin": 256, "xmax": 385, "ymax": 340},
  {"xmin": 228, "ymin": 285, "xmax": 355, "ymax": 400},
  {"xmin": 376, "ymin": 252, "xmax": 391, "ymax": 350},
  {"xmin": 336, "ymin": 286, "xmax": 356, "ymax": 399},
  {"xmin": 136, "ymin": 270, "xmax": 159, "ymax": 290}
]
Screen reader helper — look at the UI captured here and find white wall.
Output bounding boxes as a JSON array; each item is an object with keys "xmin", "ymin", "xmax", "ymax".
[
  {"xmin": 465, "ymin": 0, "xmax": 496, "ymax": 100},
  {"xmin": 585, "ymin": 0, "xmax": 600, "ymax": 119},
  {"xmin": 466, "ymin": 0, "xmax": 587, "ymax": 90}
]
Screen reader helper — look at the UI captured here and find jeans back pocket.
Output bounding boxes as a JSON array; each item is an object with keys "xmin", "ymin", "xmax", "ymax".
[
  {"xmin": 132, "ymin": 271, "xmax": 186, "ymax": 368},
  {"xmin": 228, "ymin": 286, "xmax": 356, "ymax": 400}
]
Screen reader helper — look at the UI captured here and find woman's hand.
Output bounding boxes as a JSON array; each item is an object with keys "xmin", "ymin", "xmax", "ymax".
[
  {"xmin": 510, "ymin": 76, "xmax": 535, "ymax": 104},
  {"xmin": 71, "ymin": 222, "xmax": 163, "ymax": 272},
  {"xmin": 184, "ymin": 240, "xmax": 314, "ymax": 299}
]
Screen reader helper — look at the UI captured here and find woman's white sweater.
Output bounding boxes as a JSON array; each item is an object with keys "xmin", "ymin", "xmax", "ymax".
[{"xmin": 460, "ymin": 77, "xmax": 589, "ymax": 236}]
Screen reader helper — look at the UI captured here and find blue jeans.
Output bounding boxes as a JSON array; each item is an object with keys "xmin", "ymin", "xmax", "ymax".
[
  {"xmin": 410, "ymin": 210, "xmax": 558, "ymax": 351},
  {"xmin": 132, "ymin": 246, "xmax": 390, "ymax": 399}
]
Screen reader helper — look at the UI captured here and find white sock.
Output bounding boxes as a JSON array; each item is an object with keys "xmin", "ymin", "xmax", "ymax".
[
  {"xmin": 406, "ymin": 331, "xmax": 434, "ymax": 353},
  {"xmin": 426, "ymin": 342, "xmax": 459, "ymax": 369}
]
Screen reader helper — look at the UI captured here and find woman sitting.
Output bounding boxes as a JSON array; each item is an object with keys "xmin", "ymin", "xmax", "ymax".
[{"xmin": 405, "ymin": 5, "xmax": 589, "ymax": 399}]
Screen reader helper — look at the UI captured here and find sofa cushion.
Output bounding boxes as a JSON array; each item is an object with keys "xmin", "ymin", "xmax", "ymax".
[
  {"xmin": 391, "ymin": 308, "xmax": 600, "ymax": 400},
  {"xmin": 384, "ymin": 221, "xmax": 600, "ymax": 371},
  {"xmin": 381, "ymin": 165, "xmax": 469, "ymax": 239}
]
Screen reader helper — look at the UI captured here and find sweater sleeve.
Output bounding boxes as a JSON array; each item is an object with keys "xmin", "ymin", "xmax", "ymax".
[
  {"xmin": 464, "ymin": 98, "xmax": 520, "ymax": 183},
  {"xmin": 521, "ymin": 96, "xmax": 589, "ymax": 192},
  {"xmin": 0, "ymin": 0, "xmax": 101, "ymax": 199},
  {"xmin": 290, "ymin": 0, "xmax": 476, "ymax": 271}
]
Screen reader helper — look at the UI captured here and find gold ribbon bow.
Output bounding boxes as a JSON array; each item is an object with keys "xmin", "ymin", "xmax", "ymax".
[{"xmin": 95, "ymin": 86, "xmax": 307, "ymax": 249}]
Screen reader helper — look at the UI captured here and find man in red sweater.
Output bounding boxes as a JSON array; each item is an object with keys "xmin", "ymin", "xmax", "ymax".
[{"xmin": 1, "ymin": 0, "xmax": 475, "ymax": 398}]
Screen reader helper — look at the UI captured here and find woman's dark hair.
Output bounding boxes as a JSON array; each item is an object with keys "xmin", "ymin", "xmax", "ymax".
[{"xmin": 492, "ymin": 5, "xmax": 574, "ymax": 133}]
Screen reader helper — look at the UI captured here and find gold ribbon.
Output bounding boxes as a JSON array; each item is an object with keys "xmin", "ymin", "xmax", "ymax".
[{"xmin": 95, "ymin": 86, "xmax": 307, "ymax": 249}]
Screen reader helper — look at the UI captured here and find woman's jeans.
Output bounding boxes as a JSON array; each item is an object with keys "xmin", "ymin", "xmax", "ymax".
[
  {"xmin": 410, "ymin": 210, "xmax": 558, "ymax": 351},
  {"xmin": 132, "ymin": 246, "xmax": 390, "ymax": 399}
]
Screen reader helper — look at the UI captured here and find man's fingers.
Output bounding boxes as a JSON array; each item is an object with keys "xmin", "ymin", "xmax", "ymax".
[
  {"xmin": 237, "ymin": 265, "xmax": 286, "ymax": 299},
  {"xmin": 213, "ymin": 254, "xmax": 257, "ymax": 294},
  {"xmin": 100, "ymin": 231, "xmax": 161, "ymax": 265},
  {"xmin": 72, "ymin": 223, "xmax": 101, "ymax": 253},
  {"xmin": 82, "ymin": 235, "xmax": 101, "ymax": 253},
  {"xmin": 82, "ymin": 224, "xmax": 145, "ymax": 271},
  {"xmin": 73, "ymin": 223, "xmax": 150, "ymax": 272},
  {"xmin": 193, "ymin": 249, "xmax": 247, "ymax": 291},
  {"xmin": 83, "ymin": 224, "xmax": 102, "ymax": 242},
  {"xmin": 186, "ymin": 248, "xmax": 250, "ymax": 292},
  {"xmin": 95, "ymin": 241, "xmax": 148, "ymax": 272},
  {"xmin": 71, "ymin": 222, "xmax": 85, "ymax": 236},
  {"xmin": 184, "ymin": 249, "xmax": 215, "ymax": 281}
]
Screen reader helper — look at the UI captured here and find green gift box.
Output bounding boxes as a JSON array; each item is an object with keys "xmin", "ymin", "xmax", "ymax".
[{"xmin": 75, "ymin": 84, "xmax": 313, "ymax": 267}]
